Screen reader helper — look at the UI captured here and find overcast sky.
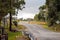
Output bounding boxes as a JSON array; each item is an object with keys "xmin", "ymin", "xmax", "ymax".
[{"xmin": 17, "ymin": 0, "xmax": 46, "ymax": 19}]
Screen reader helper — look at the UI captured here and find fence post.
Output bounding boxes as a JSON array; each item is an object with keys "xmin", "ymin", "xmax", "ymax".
[
  {"xmin": 0, "ymin": 34, "xmax": 1, "ymax": 40},
  {"xmin": 5, "ymin": 34, "xmax": 8, "ymax": 40}
]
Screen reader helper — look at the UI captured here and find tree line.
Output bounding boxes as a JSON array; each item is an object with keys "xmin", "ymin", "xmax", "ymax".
[{"xmin": 34, "ymin": 0, "xmax": 60, "ymax": 26}]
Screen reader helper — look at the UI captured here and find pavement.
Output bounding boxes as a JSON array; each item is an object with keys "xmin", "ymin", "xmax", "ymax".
[{"xmin": 19, "ymin": 21, "xmax": 60, "ymax": 40}]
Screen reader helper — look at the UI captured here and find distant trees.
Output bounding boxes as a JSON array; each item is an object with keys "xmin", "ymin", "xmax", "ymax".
[
  {"xmin": 34, "ymin": 14, "xmax": 39, "ymax": 21},
  {"xmin": 34, "ymin": 5, "xmax": 46, "ymax": 21},
  {"xmin": 34, "ymin": 0, "xmax": 60, "ymax": 26}
]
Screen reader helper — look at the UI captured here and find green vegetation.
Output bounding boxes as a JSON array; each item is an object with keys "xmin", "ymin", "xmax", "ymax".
[
  {"xmin": 46, "ymin": 0, "xmax": 60, "ymax": 26},
  {"xmin": 18, "ymin": 25, "xmax": 26, "ymax": 30},
  {"xmin": 29, "ymin": 21, "xmax": 60, "ymax": 32},
  {"xmin": 43, "ymin": 24, "xmax": 60, "ymax": 32},
  {"xmin": 34, "ymin": 0, "xmax": 60, "ymax": 32},
  {"xmin": 0, "ymin": 0, "xmax": 26, "ymax": 40},
  {"xmin": 34, "ymin": 5, "xmax": 46, "ymax": 22},
  {"xmin": 0, "ymin": 0, "xmax": 25, "ymax": 31},
  {"xmin": 5, "ymin": 24, "xmax": 27, "ymax": 40},
  {"xmin": 8, "ymin": 32, "xmax": 22, "ymax": 40},
  {"xmin": 0, "ymin": 0, "xmax": 25, "ymax": 21}
]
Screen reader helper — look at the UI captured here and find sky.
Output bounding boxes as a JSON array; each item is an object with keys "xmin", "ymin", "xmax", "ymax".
[{"xmin": 17, "ymin": 0, "xmax": 46, "ymax": 19}]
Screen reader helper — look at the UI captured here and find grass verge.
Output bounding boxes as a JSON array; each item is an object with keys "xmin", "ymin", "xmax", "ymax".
[
  {"xmin": 5, "ymin": 24, "xmax": 27, "ymax": 40},
  {"xmin": 18, "ymin": 25, "xmax": 26, "ymax": 30},
  {"xmin": 29, "ymin": 21, "xmax": 60, "ymax": 32},
  {"xmin": 8, "ymin": 32, "xmax": 22, "ymax": 40},
  {"xmin": 42, "ymin": 24, "xmax": 60, "ymax": 32}
]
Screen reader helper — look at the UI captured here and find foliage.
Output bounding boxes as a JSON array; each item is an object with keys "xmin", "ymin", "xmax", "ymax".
[
  {"xmin": 0, "ymin": 0, "xmax": 25, "ymax": 21},
  {"xmin": 0, "ymin": 0, "xmax": 25, "ymax": 31},
  {"xmin": 39, "ymin": 5, "xmax": 46, "ymax": 10},
  {"xmin": 46, "ymin": 0, "xmax": 60, "ymax": 26},
  {"xmin": 34, "ymin": 14, "xmax": 39, "ymax": 21},
  {"xmin": 34, "ymin": 0, "xmax": 60, "ymax": 27},
  {"xmin": 34, "ymin": 5, "xmax": 46, "ymax": 21}
]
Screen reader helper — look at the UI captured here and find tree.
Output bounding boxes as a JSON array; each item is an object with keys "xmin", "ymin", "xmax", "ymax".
[
  {"xmin": 0, "ymin": 0, "xmax": 8, "ymax": 26},
  {"xmin": 9, "ymin": 0, "xmax": 25, "ymax": 31},
  {"xmin": 34, "ymin": 5, "xmax": 46, "ymax": 21},
  {"xmin": 0, "ymin": 0, "xmax": 25, "ymax": 31},
  {"xmin": 46, "ymin": 0, "xmax": 60, "ymax": 26},
  {"xmin": 34, "ymin": 14, "xmax": 39, "ymax": 21},
  {"xmin": 38, "ymin": 5, "xmax": 46, "ymax": 21}
]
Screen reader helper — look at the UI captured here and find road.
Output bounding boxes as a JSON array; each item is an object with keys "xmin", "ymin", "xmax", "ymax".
[{"xmin": 19, "ymin": 21, "xmax": 60, "ymax": 40}]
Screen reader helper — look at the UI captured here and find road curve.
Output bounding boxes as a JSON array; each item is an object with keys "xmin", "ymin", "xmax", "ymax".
[{"xmin": 19, "ymin": 22, "xmax": 60, "ymax": 40}]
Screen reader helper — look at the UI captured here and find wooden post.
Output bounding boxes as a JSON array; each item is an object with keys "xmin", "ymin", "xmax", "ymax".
[
  {"xmin": 0, "ymin": 34, "xmax": 1, "ymax": 40},
  {"xmin": 2, "ymin": 27, "xmax": 4, "ymax": 35},
  {"xmin": 5, "ymin": 34, "xmax": 8, "ymax": 40}
]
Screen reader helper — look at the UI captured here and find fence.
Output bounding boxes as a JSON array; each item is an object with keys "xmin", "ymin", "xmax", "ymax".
[{"xmin": 0, "ymin": 33, "xmax": 8, "ymax": 40}]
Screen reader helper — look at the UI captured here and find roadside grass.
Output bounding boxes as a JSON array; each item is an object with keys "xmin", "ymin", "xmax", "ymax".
[
  {"xmin": 18, "ymin": 25, "xmax": 26, "ymax": 30},
  {"xmin": 29, "ymin": 21, "xmax": 46, "ymax": 25},
  {"xmin": 4, "ymin": 24, "xmax": 27, "ymax": 40},
  {"xmin": 5, "ymin": 24, "xmax": 26, "ymax": 31},
  {"xmin": 43, "ymin": 24, "xmax": 60, "ymax": 32},
  {"xmin": 42, "ymin": 24, "xmax": 56, "ymax": 31},
  {"xmin": 4, "ymin": 25, "xmax": 22, "ymax": 40},
  {"xmin": 29, "ymin": 21, "xmax": 60, "ymax": 32},
  {"xmin": 8, "ymin": 32, "xmax": 22, "ymax": 40}
]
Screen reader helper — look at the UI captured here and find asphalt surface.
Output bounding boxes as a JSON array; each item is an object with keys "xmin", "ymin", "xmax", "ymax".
[{"xmin": 19, "ymin": 21, "xmax": 60, "ymax": 40}]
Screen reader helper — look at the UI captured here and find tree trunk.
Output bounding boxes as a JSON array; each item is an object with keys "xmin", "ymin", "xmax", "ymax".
[
  {"xmin": 0, "ymin": 19, "xmax": 1, "ymax": 26},
  {"xmin": 9, "ymin": 13, "xmax": 12, "ymax": 31},
  {"xmin": 9, "ymin": 0, "xmax": 12, "ymax": 31},
  {"xmin": 4, "ymin": 18, "xmax": 5, "ymax": 27}
]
